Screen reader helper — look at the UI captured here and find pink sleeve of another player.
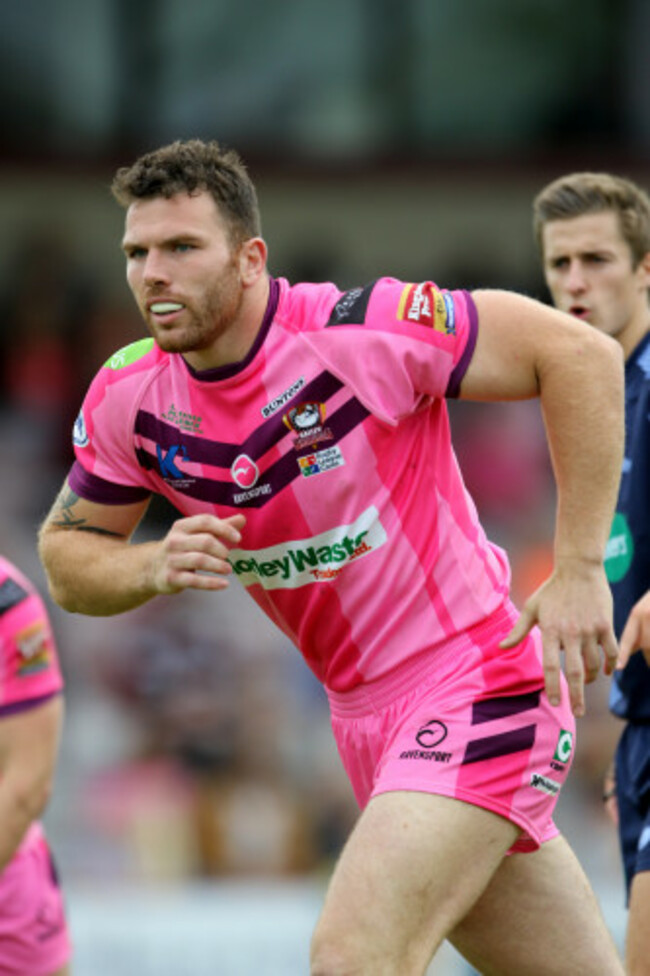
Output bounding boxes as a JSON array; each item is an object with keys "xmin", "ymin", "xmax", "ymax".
[{"xmin": 0, "ymin": 560, "xmax": 63, "ymax": 714}]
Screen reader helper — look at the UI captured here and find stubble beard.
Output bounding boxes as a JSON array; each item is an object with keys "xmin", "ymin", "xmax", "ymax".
[{"xmin": 146, "ymin": 266, "xmax": 244, "ymax": 355}]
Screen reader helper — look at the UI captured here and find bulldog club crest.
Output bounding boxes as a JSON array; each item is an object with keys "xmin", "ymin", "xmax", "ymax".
[{"xmin": 283, "ymin": 402, "xmax": 334, "ymax": 450}]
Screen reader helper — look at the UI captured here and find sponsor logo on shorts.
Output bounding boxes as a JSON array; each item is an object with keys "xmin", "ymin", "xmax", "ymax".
[
  {"xmin": 399, "ymin": 749, "xmax": 453, "ymax": 762},
  {"xmin": 416, "ymin": 720, "xmax": 448, "ymax": 749},
  {"xmin": 397, "ymin": 283, "xmax": 456, "ymax": 335},
  {"xmin": 530, "ymin": 772, "xmax": 561, "ymax": 796},
  {"xmin": 399, "ymin": 720, "xmax": 452, "ymax": 763},
  {"xmin": 284, "ymin": 401, "xmax": 333, "ymax": 450},
  {"xmin": 228, "ymin": 505, "xmax": 386, "ymax": 589},
  {"xmin": 298, "ymin": 446, "xmax": 344, "ymax": 477},
  {"xmin": 262, "ymin": 377, "xmax": 306, "ymax": 418},
  {"xmin": 553, "ymin": 729, "xmax": 573, "ymax": 765}
]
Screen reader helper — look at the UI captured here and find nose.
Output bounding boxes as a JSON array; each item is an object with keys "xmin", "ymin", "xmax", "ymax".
[
  {"xmin": 142, "ymin": 250, "xmax": 171, "ymax": 286},
  {"xmin": 565, "ymin": 260, "xmax": 587, "ymax": 294}
]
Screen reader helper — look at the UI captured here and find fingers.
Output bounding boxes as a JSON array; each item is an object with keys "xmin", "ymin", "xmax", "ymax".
[
  {"xmin": 502, "ymin": 610, "xmax": 618, "ymax": 717},
  {"xmin": 498, "ymin": 609, "xmax": 535, "ymax": 649},
  {"xmin": 541, "ymin": 632, "xmax": 565, "ymax": 710},
  {"xmin": 154, "ymin": 514, "xmax": 246, "ymax": 594},
  {"xmin": 557, "ymin": 635, "xmax": 586, "ymax": 717},
  {"xmin": 545, "ymin": 627, "xmax": 616, "ymax": 716},
  {"xmin": 617, "ymin": 612, "xmax": 650, "ymax": 669},
  {"xmin": 600, "ymin": 628, "xmax": 619, "ymax": 675}
]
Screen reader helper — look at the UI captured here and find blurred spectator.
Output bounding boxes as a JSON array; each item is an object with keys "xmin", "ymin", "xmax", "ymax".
[{"xmin": 71, "ymin": 588, "xmax": 356, "ymax": 882}]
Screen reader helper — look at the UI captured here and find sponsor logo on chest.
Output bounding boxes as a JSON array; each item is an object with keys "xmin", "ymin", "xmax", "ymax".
[{"xmin": 228, "ymin": 506, "xmax": 386, "ymax": 589}]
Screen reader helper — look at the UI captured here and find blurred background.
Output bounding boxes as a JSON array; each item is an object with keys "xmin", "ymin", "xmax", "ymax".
[{"xmin": 1, "ymin": 0, "xmax": 644, "ymax": 971}]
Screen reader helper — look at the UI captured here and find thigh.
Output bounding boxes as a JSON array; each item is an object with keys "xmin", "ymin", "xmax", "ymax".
[
  {"xmin": 626, "ymin": 869, "xmax": 650, "ymax": 976},
  {"xmin": 449, "ymin": 835, "xmax": 624, "ymax": 976},
  {"xmin": 311, "ymin": 790, "xmax": 518, "ymax": 976}
]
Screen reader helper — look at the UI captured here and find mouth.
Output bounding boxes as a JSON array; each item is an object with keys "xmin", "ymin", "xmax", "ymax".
[
  {"xmin": 568, "ymin": 304, "xmax": 591, "ymax": 321},
  {"xmin": 148, "ymin": 300, "xmax": 186, "ymax": 322}
]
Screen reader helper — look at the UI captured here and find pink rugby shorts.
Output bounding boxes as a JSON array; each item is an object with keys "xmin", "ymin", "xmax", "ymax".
[
  {"xmin": 327, "ymin": 604, "xmax": 576, "ymax": 853},
  {"xmin": 0, "ymin": 824, "xmax": 71, "ymax": 975}
]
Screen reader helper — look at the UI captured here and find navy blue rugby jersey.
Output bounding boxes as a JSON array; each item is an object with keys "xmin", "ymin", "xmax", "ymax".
[{"xmin": 608, "ymin": 332, "xmax": 650, "ymax": 722}]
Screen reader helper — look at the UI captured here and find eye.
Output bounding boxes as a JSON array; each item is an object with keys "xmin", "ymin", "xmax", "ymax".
[
  {"xmin": 126, "ymin": 246, "xmax": 147, "ymax": 260},
  {"xmin": 174, "ymin": 242, "xmax": 194, "ymax": 253}
]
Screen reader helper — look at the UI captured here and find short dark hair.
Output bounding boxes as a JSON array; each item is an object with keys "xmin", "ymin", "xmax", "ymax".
[
  {"xmin": 533, "ymin": 172, "xmax": 650, "ymax": 266},
  {"xmin": 111, "ymin": 138, "xmax": 261, "ymax": 244}
]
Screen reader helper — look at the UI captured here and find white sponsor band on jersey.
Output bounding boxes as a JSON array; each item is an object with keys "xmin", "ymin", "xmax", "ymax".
[{"xmin": 228, "ymin": 505, "xmax": 387, "ymax": 589}]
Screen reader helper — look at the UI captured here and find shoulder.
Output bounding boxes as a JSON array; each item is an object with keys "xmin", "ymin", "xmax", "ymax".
[
  {"xmin": 74, "ymin": 338, "xmax": 168, "ymax": 448},
  {"xmin": 275, "ymin": 276, "xmax": 443, "ymax": 331},
  {"xmin": 101, "ymin": 337, "xmax": 161, "ymax": 373}
]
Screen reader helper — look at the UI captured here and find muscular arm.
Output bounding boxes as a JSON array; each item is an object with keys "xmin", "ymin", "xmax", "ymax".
[
  {"xmin": 0, "ymin": 696, "xmax": 63, "ymax": 870},
  {"xmin": 38, "ymin": 480, "xmax": 246, "ymax": 616},
  {"xmin": 461, "ymin": 290, "xmax": 625, "ymax": 714}
]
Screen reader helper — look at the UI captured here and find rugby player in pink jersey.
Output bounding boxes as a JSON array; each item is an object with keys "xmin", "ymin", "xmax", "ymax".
[
  {"xmin": 0, "ymin": 557, "xmax": 71, "ymax": 975},
  {"xmin": 39, "ymin": 139, "xmax": 624, "ymax": 975}
]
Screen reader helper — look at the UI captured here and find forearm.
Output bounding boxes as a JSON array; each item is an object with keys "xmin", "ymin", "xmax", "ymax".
[
  {"xmin": 39, "ymin": 527, "xmax": 161, "ymax": 616},
  {"xmin": 539, "ymin": 329, "xmax": 624, "ymax": 564}
]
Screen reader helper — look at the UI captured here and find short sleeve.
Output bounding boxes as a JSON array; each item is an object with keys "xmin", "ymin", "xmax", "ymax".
[
  {"xmin": 300, "ymin": 277, "xmax": 478, "ymax": 423},
  {"xmin": 0, "ymin": 566, "xmax": 63, "ymax": 713}
]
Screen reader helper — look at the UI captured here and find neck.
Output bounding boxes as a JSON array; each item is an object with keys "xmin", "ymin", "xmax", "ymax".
[
  {"xmin": 183, "ymin": 275, "xmax": 271, "ymax": 372},
  {"xmin": 620, "ymin": 311, "xmax": 650, "ymax": 361}
]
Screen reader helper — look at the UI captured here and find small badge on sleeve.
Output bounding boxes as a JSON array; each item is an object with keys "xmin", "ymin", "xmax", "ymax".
[{"xmin": 397, "ymin": 282, "xmax": 456, "ymax": 335}]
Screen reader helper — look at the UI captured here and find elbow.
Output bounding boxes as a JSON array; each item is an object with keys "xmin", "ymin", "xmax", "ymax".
[
  {"xmin": 578, "ymin": 328, "xmax": 625, "ymax": 394},
  {"xmin": 46, "ymin": 582, "xmax": 83, "ymax": 615},
  {"xmin": 585, "ymin": 327, "xmax": 624, "ymax": 366},
  {"xmin": 38, "ymin": 530, "xmax": 80, "ymax": 613}
]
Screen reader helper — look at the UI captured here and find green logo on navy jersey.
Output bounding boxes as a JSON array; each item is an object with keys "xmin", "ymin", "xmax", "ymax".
[
  {"xmin": 604, "ymin": 512, "xmax": 634, "ymax": 583},
  {"xmin": 553, "ymin": 730, "xmax": 573, "ymax": 764},
  {"xmin": 104, "ymin": 338, "xmax": 155, "ymax": 370}
]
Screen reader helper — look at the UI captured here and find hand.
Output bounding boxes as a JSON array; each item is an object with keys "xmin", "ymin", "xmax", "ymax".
[
  {"xmin": 500, "ymin": 561, "xmax": 618, "ymax": 717},
  {"xmin": 617, "ymin": 590, "xmax": 650, "ymax": 670},
  {"xmin": 149, "ymin": 513, "xmax": 246, "ymax": 595}
]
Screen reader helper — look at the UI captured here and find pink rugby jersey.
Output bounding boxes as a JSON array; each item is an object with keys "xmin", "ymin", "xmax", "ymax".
[
  {"xmin": 70, "ymin": 276, "xmax": 512, "ymax": 692},
  {"xmin": 0, "ymin": 558, "xmax": 63, "ymax": 714}
]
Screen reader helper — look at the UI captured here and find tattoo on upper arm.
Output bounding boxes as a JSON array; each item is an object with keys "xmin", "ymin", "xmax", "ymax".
[{"xmin": 49, "ymin": 487, "xmax": 122, "ymax": 538}]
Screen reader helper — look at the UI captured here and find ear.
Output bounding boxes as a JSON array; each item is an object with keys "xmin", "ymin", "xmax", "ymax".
[
  {"xmin": 239, "ymin": 237, "xmax": 267, "ymax": 286},
  {"xmin": 637, "ymin": 251, "xmax": 650, "ymax": 289}
]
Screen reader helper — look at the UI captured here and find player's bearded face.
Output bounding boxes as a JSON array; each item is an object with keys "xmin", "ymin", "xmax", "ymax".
[
  {"xmin": 144, "ymin": 254, "xmax": 245, "ymax": 354},
  {"xmin": 123, "ymin": 192, "xmax": 250, "ymax": 361}
]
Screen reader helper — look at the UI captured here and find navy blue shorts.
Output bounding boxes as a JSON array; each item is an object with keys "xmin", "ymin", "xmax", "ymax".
[{"xmin": 615, "ymin": 722, "xmax": 650, "ymax": 899}]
